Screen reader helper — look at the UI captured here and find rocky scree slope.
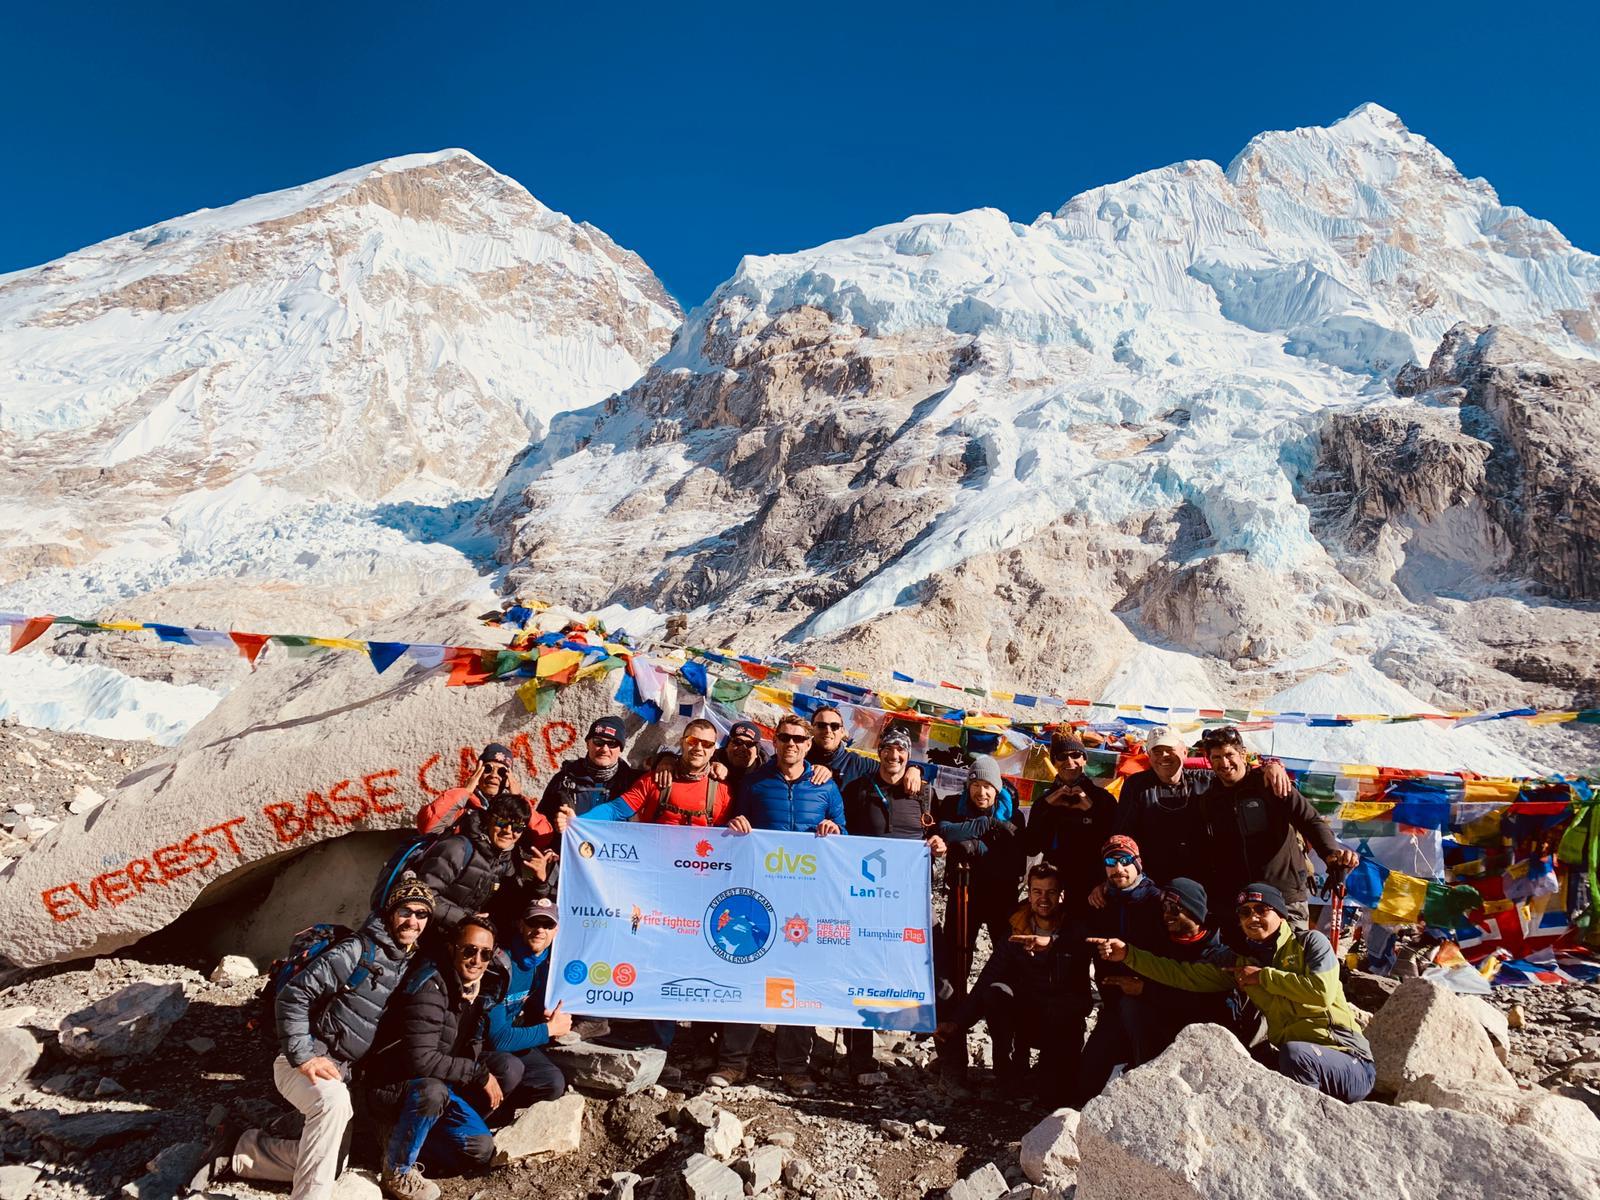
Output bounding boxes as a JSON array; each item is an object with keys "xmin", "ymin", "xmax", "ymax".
[{"xmin": 493, "ymin": 105, "xmax": 1600, "ymax": 773}]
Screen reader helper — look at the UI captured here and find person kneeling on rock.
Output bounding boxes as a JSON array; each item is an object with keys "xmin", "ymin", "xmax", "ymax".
[
  {"xmin": 1089, "ymin": 881, "xmax": 1375, "ymax": 1102},
  {"xmin": 361, "ymin": 916, "xmax": 525, "ymax": 1200},
  {"xmin": 195, "ymin": 875, "xmax": 437, "ymax": 1200},
  {"xmin": 482, "ymin": 896, "xmax": 572, "ymax": 1106}
]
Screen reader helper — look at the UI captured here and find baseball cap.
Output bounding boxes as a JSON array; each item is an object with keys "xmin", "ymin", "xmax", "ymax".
[
  {"xmin": 1147, "ymin": 727, "xmax": 1187, "ymax": 754},
  {"xmin": 726, "ymin": 721, "xmax": 762, "ymax": 745},
  {"xmin": 521, "ymin": 896, "xmax": 559, "ymax": 927},
  {"xmin": 1235, "ymin": 883, "xmax": 1289, "ymax": 918}
]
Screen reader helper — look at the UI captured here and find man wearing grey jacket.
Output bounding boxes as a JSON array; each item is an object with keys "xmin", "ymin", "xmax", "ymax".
[{"xmin": 200, "ymin": 876, "xmax": 436, "ymax": 1200}]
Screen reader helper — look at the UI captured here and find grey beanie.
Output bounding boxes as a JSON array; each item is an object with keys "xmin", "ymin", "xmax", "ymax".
[{"xmin": 968, "ymin": 756, "xmax": 1003, "ymax": 791}]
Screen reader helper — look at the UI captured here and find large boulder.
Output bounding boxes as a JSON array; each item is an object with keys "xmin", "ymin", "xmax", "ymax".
[
  {"xmin": 0, "ymin": 1028, "xmax": 41, "ymax": 1094},
  {"xmin": 1020, "ymin": 1108, "xmax": 1080, "ymax": 1185},
  {"xmin": 546, "ymin": 1038, "xmax": 667, "ymax": 1097},
  {"xmin": 58, "ymin": 980, "xmax": 188, "ymax": 1061},
  {"xmin": 1397, "ymin": 1073, "xmax": 1600, "ymax": 1165},
  {"xmin": 0, "ymin": 598, "xmax": 640, "ymax": 966},
  {"xmin": 1364, "ymin": 978, "xmax": 1516, "ymax": 1097},
  {"xmin": 493, "ymin": 1091, "xmax": 585, "ymax": 1162},
  {"xmin": 1074, "ymin": 1025, "xmax": 1600, "ymax": 1200}
]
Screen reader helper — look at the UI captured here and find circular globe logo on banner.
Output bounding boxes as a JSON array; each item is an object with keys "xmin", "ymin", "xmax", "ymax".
[{"xmin": 705, "ymin": 887, "xmax": 777, "ymax": 964}]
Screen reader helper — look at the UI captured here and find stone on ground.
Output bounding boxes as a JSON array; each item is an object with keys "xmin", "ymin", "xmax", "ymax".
[
  {"xmin": 57, "ymin": 980, "xmax": 188, "ymax": 1060},
  {"xmin": 334, "ymin": 1167, "xmax": 383, "ymax": 1199},
  {"xmin": 0, "ymin": 1005, "xmax": 39, "ymax": 1028},
  {"xmin": 607, "ymin": 1171, "xmax": 643, "ymax": 1200},
  {"xmin": 492, "ymin": 1091, "xmax": 585, "ymax": 1161},
  {"xmin": 1398, "ymin": 1073, "xmax": 1600, "ymax": 1163},
  {"xmin": 702, "ymin": 1107, "xmax": 743, "ymax": 1159},
  {"xmin": 208, "ymin": 954, "xmax": 259, "ymax": 984},
  {"xmin": 781, "ymin": 1157, "xmax": 813, "ymax": 1188},
  {"xmin": 1456, "ymin": 993, "xmax": 1512, "ymax": 1063},
  {"xmin": 735, "ymin": 1144, "xmax": 785, "ymax": 1193},
  {"xmin": 546, "ymin": 1038, "xmax": 666, "ymax": 1096},
  {"xmin": 0, "ymin": 1027, "xmax": 42, "ymax": 1092},
  {"xmin": 1364, "ymin": 977, "xmax": 1515, "ymax": 1097},
  {"xmin": 1020, "ymin": 1108, "xmax": 1080, "ymax": 1184},
  {"xmin": 946, "ymin": 1162, "xmax": 1009, "ymax": 1200},
  {"xmin": 121, "ymin": 1139, "xmax": 204, "ymax": 1199},
  {"xmin": 0, "ymin": 1166, "xmax": 40, "ymax": 1200},
  {"xmin": 680, "ymin": 1152, "xmax": 744, "ymax": 1200},
  {"xmin": 1074, "ymin": 1024, "xmax": 1600, "ymax": 1199},
  {"xmin": 11, "ymin": 1107, "xmax": 165, "ymax": 1152}
]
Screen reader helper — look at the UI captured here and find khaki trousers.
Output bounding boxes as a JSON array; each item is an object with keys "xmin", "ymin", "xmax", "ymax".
[{"xmin": 231, "ymin": 1055, "xmax": 354, "ymax": 1200}]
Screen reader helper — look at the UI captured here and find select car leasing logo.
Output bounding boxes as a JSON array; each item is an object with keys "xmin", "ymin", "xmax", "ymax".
[
  {"xmin": 659, "ymin": 977, "xmax": 744, "ymax": 1003},
  {"xmin": 764, "ymin": 977, "xmax": 821, "ymax": 1010},
  {"xmin": 578, "ymin": 840, "xmax": 640, "ymax": 862}
]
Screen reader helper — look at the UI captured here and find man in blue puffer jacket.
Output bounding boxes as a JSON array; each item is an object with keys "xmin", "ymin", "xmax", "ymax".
[
  {"xmin": 482, "ymin": 896, "xmax": 571, "ymax": 1105},
  {"xmin": 708, "ymin": 714, "xmax": 846, "ymax": 1095}
]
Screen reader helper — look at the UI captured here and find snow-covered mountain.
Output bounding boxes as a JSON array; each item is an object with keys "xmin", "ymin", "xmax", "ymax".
[
  {"xmin": 0, "ymin": 149, "xmax": 680, "ymax": 624},
  {"xmin": 495, "ymin": 104, "xmax": 1600, "ymax": 774}
]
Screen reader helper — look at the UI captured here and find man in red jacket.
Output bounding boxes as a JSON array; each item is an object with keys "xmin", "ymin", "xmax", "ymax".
[{"xmin": 584, "ymin": 719, "xmax": 732, "ymax": 826}]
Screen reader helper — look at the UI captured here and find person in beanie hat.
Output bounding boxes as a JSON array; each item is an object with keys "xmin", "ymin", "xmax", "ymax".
[
  {"xmin": 1076, "ymin": 833, "xmax": 1166, "ymax": 1103},
  {"xmin": 841, "ymin": 722, "xmax": 945, "ymax": 1085},
  {"xmin": 1140, "ymin": 878, "xmax": 1235, "ymax": 1058},
  {"xmin": 200, "ymin": 876, "xmax": 434, "ymax": 1199},
  {"xmin": 1027, "ymin": 732, "xmax": 1115, "ymax": 919},
  {"xmin": 1089, "ymin": 880, "xmax": 1375, "ymax": 1102},
  {"xmin": 538, "ymin": 714, "xmax": 646, "ymax": 824}
]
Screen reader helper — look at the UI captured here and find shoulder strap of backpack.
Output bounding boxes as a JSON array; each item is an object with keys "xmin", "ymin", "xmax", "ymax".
[
  {"xmin": 703, "ymin": 777, "xmax": 718, "ymax": 822},
  {"xmin": 343, "ymin": 938, "xmax": 381, "ymax": 993}
]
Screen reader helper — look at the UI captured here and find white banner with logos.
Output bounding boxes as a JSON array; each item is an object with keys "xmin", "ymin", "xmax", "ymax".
[{"xmin": 547, "ymin": 818, "xmax": 936, "ymax": 1031}]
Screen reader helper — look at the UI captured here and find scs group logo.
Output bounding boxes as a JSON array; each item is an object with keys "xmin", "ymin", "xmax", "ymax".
[{"xmin": 562, "ymin": 959, "xmax": 636, "ymax": 1006}]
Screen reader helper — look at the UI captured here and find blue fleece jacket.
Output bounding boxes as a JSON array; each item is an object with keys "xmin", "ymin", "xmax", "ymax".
[
  {"xmin": 735, "ymin": 760, "xmax": 847, "ymax": 832},
  {"xmin": 483, "ymin": 936, "xmax": 553, "ymax": 1054}
]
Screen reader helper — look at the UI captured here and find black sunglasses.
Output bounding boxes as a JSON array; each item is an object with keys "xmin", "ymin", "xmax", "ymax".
[{"xmin": 456, "ymin": 944, "xmax": 494, "ymax": 962}]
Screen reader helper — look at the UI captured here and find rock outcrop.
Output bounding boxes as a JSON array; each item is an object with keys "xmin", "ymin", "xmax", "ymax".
[
  {"xmin": 1075, "ymin": 1025, "xmax": 1600, "ymax": 1199},
  {"xmin": 1365, "ymin": 977, "xmax": 1517, "ymax": 1097},
  {"xmin": 0, "ymin": 599, "xmax": 628, "ymax": 966}
]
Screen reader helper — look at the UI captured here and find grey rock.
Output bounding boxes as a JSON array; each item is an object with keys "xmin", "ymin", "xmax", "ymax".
[
  {"xmin": 57, "ymin": 980, "xmax": 188, "ymax": 1061},
  {"xmin": 1020, "ymin": 1108, "xmax": 1080, "ymax": 1185},
  {"xmin": 121, "ymin": 1138, "xmax": 204, "ymax": 1199},
  {"xmin": 681, "ymin": 1152, "xmax": 744, "ymax": 1200},
  {"xmin": 703, "ymin": 1108, "xmax": 743, "ymax": 1160},
  {"xmin": 947, "ymin": 1162, "xmax": 1009, "ymax": 1200},
  {"xmin": 677, "ymin": 1096, "xmax": 717, "ymax": 1129},
  {"xmin": 0, "ymin": 1026, "xmax": 42, "ymax": 1092},
  {"xmin": 1364, "ymin": 978, "xmax": 1514, "ymax": 1097},
  {"xmin": 333, "ymin": 1168, "xmax": 383, "ymax": 1199},
  {"xmin": 915, "ymin": 1119, "xmax": 947, "ymax": 1139},
  {"xmin": 492, "ymin": 1092, "xmax": 585, "ymax": 1161},
  {"xmin": 0, "ymin": 1004, "xmax": 39, "ymax": 1028},
  {"xmin": 0, "ymin": 1166, "xmax": 41, "ymax": 1200},
  {"xmin": 782, "ymin": 1157, "xmax": 814, "ymax": 1189},
  {"xmin": 186, "ymin": 1036, "xmax": 216, "ymax": 1054},
  {"xmin": 12, "ymin": 1107, "xmax": 164, "ymax": 1151},
  {"xmin": 736, "ymin": 1145, "xmax": 785, "ymax": 1194},
  {"xmin": 1075, "ymin": 1024, "xmax": 1600, "ymax": 1199},
  {"xmin": 208, "ymin": 955, "xmax": 259, "ymax": 984},
  {"xmin": 879, "ymin": 1118, "xmax": 913, "ymax": 1140},
  {"xmin": 608, "ymin": 1171, "xmax": 643, "ymax": 1200},
  {"xmin": 544, "ymin": 1038, "xmax": 665, "ymax": 1097},
  {"xmin": 767, "ymin": 1130, "xmax": 796, "ymax": 1149},
  {"xmin": 95, "ymin": 1076, "xmax": 126, "ymax": 1096},
  {"xmin": 1398, "ymin": 1073, "xmax": 1600, "ymax": 1162}
]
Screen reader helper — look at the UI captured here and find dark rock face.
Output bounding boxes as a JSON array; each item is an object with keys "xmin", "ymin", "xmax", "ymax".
[{"xmin": 1312, "ymin": 323, "xmax": 1600, "ymax": 601}]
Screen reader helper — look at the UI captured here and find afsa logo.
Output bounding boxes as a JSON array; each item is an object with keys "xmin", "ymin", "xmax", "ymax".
[
  {"xmin": 563, "ymin": 959, "xmax": 636, "ymax": 1006},
  {"xmin": 764, "ymin": 847, "xmax": 817, "ymax": 877},
  {"xmin": 578, "ymin": 841, "xmax": 640, "ymax": 862}
]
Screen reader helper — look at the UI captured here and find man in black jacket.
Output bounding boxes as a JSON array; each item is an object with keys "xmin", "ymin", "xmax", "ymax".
[
  {"xmin": 413, "ymin": 794, "xmax": 523, "ymax": 948},
  {"xmin": 1140, "ymin": 878, "xmax": 1237, "ymax": 1056},
  {"xmin": 537, "ymin": 715, "xmax": 646, "ymax": 822},
  {"xmin": 204, "ymin": 876, "xmax": 435, "ymax": 1200},
  {"xmin": 935, "ymin": 863, "xmax": 1091, "ymax": 1106},
  {"xmin": 840, "ymin": 726, "xmax": 946, "ymax": 1084},
  {"xmin": 1025, "ymin": 733, "xmax": 1116, "ymax": 918},
  {"xmin": 364, "ymin": 917, "xmax": 524, "ymax": 1199}
]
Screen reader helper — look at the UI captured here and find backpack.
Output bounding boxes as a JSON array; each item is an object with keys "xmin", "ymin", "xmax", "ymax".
[
  {"xmin": 369, "ymin": 831, "xmax": 475, "ymax": 914},
  {"xmin": 258, "ymin": 923, "xmax": 376, "ymax": 1040},
  {"xmin": 650, "ymin": 777, "xmax": 720, "ymax": 825}
]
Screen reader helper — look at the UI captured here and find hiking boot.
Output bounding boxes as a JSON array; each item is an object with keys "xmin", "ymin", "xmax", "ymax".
[
  {"xmin": 782, "ymin": 1073, "xmax": 817, "ymax": 1097},
  {"xmin": 705, "ymin": 1065, "xmax": 746, "ymax": 1088},
  {"xmin": 186, "ymin": 1114, "xmax": 241, "ymax": 1192},
  {"xmin": 381, "ymin": 1165, "xmax": 440, "ymax": 1200}
]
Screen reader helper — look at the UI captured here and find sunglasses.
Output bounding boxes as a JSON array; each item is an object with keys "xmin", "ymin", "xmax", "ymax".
[
  {"xmin": 482, "ymin": 762, "xmax": 509, "ymax": 774},
  {"xmin": 729, "ymin": 737, "xmax": 759, "ymax": 748},
  {"xmin": 681, "ymin": 735, "xmax": 716, "ymax": 750},
  {"xmin": 394, "ymin": 906, "xmax": 430, "ymax": 922},
  {"xmin": 1236, "ymin": 902, "xmax": 1274, "ymax": 918},
  {"xmin": 814, "ymin": 721, "xmax": 844, "ymax": 731},
  {"xmin": 456, "ymin": 944, "xmax": 494, "ymax": 963},
  {"xmin": 491, "ymin": 818, "xmax": 527, "ymax": 832},
  {"xmin": 775, "ymin": 733, "xmax": 812, "ymax": 745},
  {"xmin": 1103, "ymin": 853, "xmax": 1136, "ymax": 867},
  {"xmin": 1053, "ymin": 750, "xmax": 1086, "ymax": 761},
  {"xmin": 588, "ymin": 737, "xmax": 622, "ymax": 749}
]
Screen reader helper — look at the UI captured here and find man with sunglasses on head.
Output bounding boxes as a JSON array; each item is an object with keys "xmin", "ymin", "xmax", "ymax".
[
  {"xmin": 1089, "ymin": 882, "xmax": 1374, "ymax": 1102},
  {"xmin": 1196, "ymin": 726, "xmax": 1357, "ymax": 929},
  {"xmin": 364, "ymin": 917, "xmax": 525, "ymax": 1198},
  {"xmin": 711, "ymin": 714, "xmax": 847, "ymax": 1095},
  {"xmin": 414, "ymin": 793, "xmax": 525, "ymax": 949},
  {"xmin": 1076, "ymin": 835, "xmax": 1168, "ymax": 1103},
  {"xmin": 199, "ymin": 876, "xmax": 437, "ymax": 1200},
  {"xmin": 1026, "ymin": 733, "xmax": 1116, "ymax": 918}
]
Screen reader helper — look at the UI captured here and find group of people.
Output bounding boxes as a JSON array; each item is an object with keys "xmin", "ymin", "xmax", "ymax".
[{"xmin": 199, "ymin": 709, "xmax": 1375, "ymax": 1200}]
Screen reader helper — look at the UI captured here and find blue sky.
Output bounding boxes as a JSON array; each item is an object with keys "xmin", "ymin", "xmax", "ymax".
[{"xmin": 5, "ymin": 1, "xmax": 1597, "ymax": 306}]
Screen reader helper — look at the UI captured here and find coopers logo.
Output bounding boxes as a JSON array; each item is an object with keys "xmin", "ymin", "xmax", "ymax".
[
  {"xmin": 764, "ymin": 847, "xmax": 817, "ymax": 878},
  {"xmin": 674, "ymin": 838, "xmax": 732, "ymax": 873},
  {"xmin": 659, "ymin": 977, "xmax": 744, "ymax": 1003},
  {"xmin": 562, "ymin": 959, "xmax": 636, "ymax": 1006},
  {"xmin": 578, "ymin": 840, "xmax": 640, "ymax": 862}
]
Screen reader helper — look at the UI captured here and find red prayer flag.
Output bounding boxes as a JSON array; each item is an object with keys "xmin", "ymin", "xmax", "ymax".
[
  {"xmin": 446, "ymin": 648, "xmax": 496, "ymax": 687},
  {"xmin": 229, "ymin": 632, "xmax": 270, "ymax": 667},
  {"xmin": 9, "ymin": 615, "xmax": 54, "ymax": 654}
]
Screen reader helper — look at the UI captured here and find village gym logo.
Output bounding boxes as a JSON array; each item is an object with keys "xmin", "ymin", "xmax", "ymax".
[
  {"xmin": 578, "ymin": 840, "xmax": 640, "ymax": 862},
  {"xmin": 704, "ymin": 887, "xmax": 778, "ymax": 964}
]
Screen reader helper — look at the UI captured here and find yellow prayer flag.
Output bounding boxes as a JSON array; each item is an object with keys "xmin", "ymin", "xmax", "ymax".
[
  {"xmin": 515, "ymin": 679, "xmax": 543, "ymax": 713},
  {"xmin": 878, "ymin": 692, "xmax": 916, "ymax": 712},
  {"xmin": 1373, "ymin": 872, "xmax": 1428, "ymax": 925},
  {"xmin": 1463, "ymin": 779, "xmax": 1522, "ymax": 802},
  {"xmin": 309, "ymin": 637, "xmax": 365, "ymax": 651},
  {"xmin": 535, "ymin": 649, "xmax": 583, "ymax": 678},
  {"xmin": 1338, "ymin": 801, "xmax": 1396, "ymax": 822},
  {"xmin": 928, "ymin": 723, "xmax": 962, "ymax": 748},
  {"xmin": 100, "ymin": 621, "xmax": 146, "ymax": 631},
  {"xmin": 751, "ymin": 685, "xmax": 794, "ymax": 708},
  {"xmin": 1528, "ymin": 711, "xmax": 1579, "ymax": 726},
  {"xmin": 1339, "ymin": 763, "xmax": 1380, "ymax": 779}
]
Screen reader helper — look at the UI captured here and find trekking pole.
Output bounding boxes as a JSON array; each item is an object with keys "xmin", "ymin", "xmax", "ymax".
[
  {"xmin": 953, "ymin": 862, "xmax": 972, "ymax": 1002},
  {"xmin": 1322, "ymin": 859, "xmax": 1350, "ymax": 957}
]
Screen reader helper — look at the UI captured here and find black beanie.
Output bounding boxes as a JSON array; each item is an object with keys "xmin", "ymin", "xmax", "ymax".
[
  {"xmin": 1164, "ymin": 877, "xmax": 1208, "ymax": 924},
  {"xmin": 1235, "ymin": 882, "xmax": 1290, "ymax": 919}
]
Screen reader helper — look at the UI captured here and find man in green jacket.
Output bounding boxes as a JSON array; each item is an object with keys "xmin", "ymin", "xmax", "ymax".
[{"xmin": 1089, "ymin": 881, "xmax": 1374, "ymax": 1102}]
